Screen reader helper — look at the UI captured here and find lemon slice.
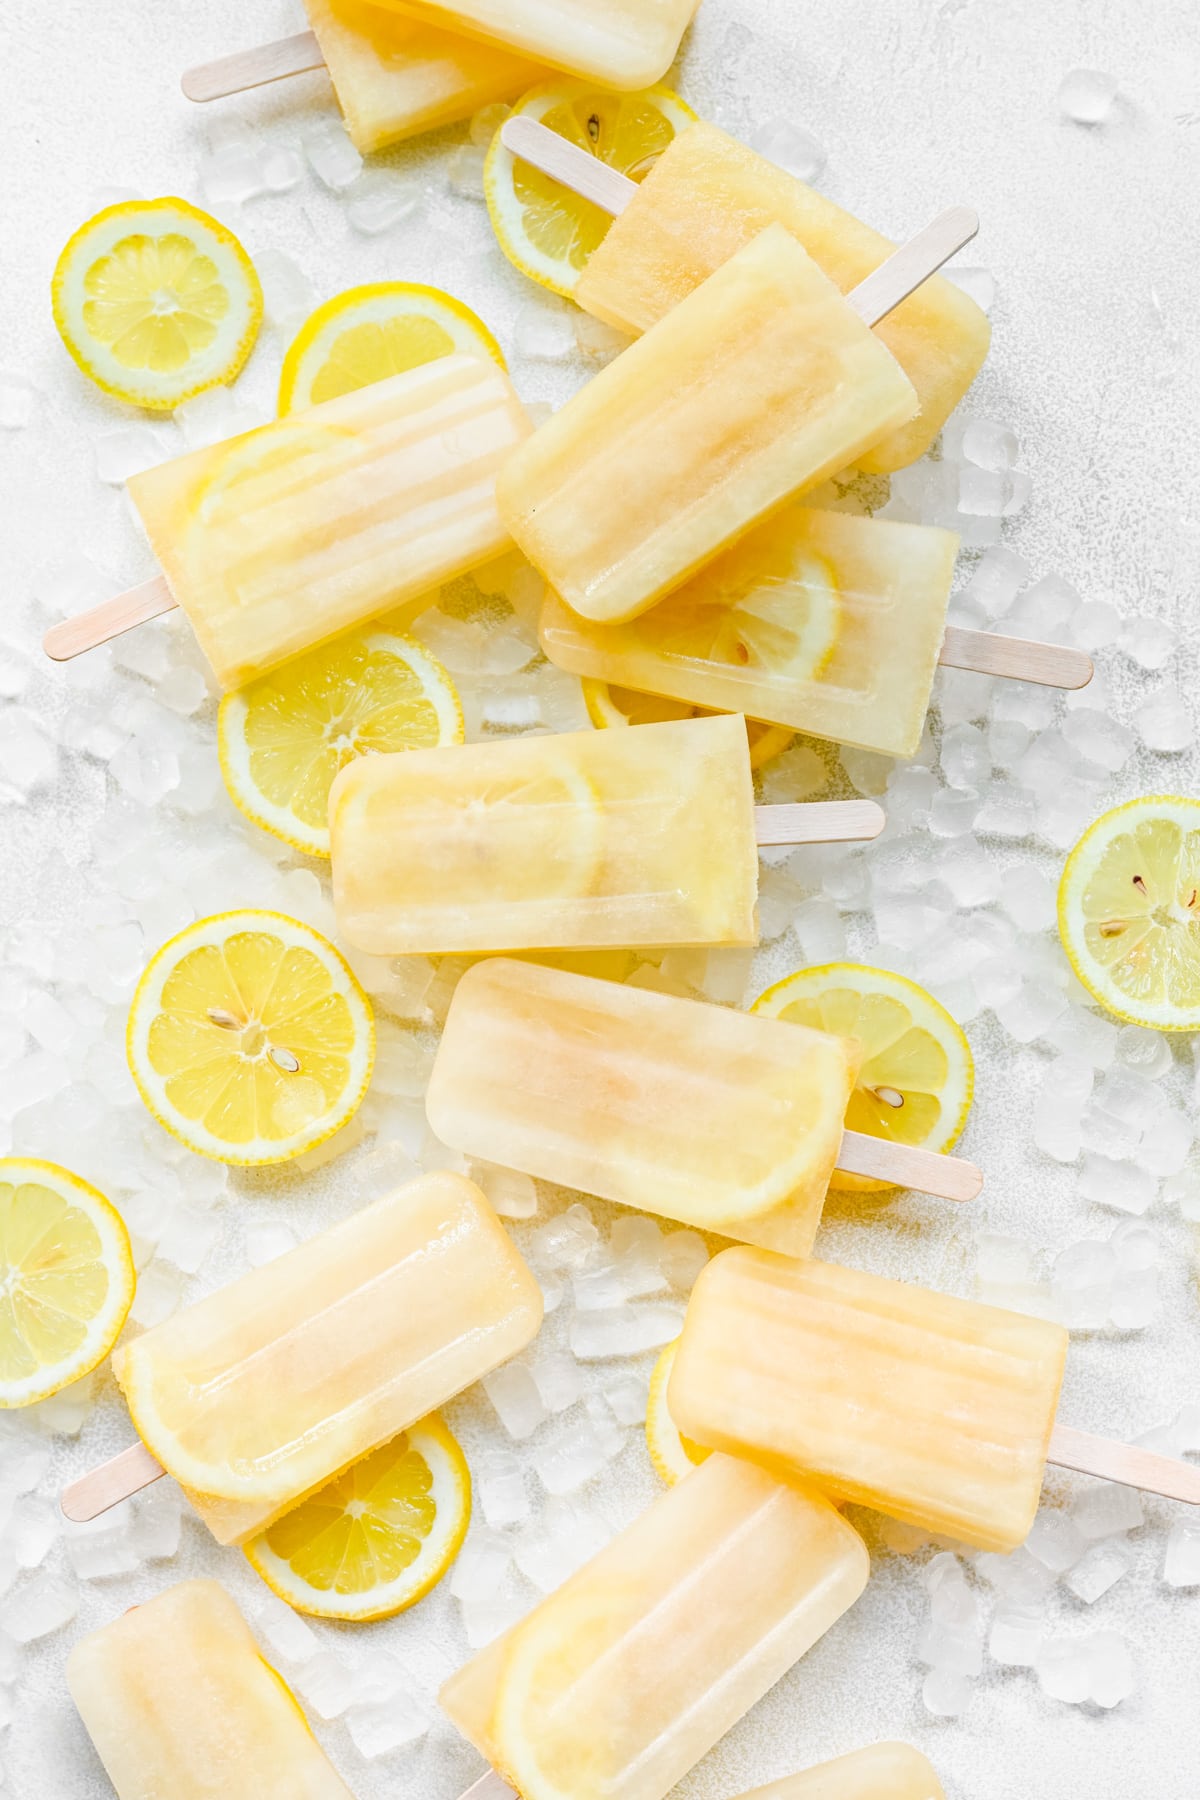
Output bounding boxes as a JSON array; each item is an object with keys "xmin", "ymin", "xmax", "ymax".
[
  {"xmin": 581, "ymin": 680, "xmax": 794, "ymax": 771},
  {"xmin": 127, "ymin": 911, "xmax": 374, "ymax": 1165},
  {"xmin": 753, "ymin": 963, "xmax": 974, "ymax": 1193},
  {"xmin": 486, "ymin": 81, "xmax": 695, "ymax": 298},
  {"xmin": 219, "ymin": 631, "xmax": 463, "ymax": 857},
  {"xmin": 644, "ymin": 1340, "xmax": 710, "ymax": 1487},
  {"xmin": 51, "ymin": 198, "xmax": 262, "ymax": 410},
  {"xmin": 244, "ymin": 1415, "xmax": 470, "ymax": 1620},
  {"xmin": 1058, "ymin": 795, "xmax": 1200, "ymax": 1029},
  {"xmin": 0, "ymin": 1160, "xmax": 135, "ymax": 1408},
  {"xmin": 278, "ymin": 282, "xmax": 505, "ymax": 414},
  {"xmin": 648, "ymin": 544, "xmax": 841, "ymax": 687}
]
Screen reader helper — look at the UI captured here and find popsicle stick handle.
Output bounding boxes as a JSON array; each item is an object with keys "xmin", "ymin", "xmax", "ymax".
[
  {"xmin": 43, "ymin": 575, "xmax": 178, "ymax": 662},
  {"xmin": 61, "ymin": 1443, "xmax": 166, "ymax": 1523},
  {"xmin": 846, "ymin": 207, "xmax": 980, "ymax": 328},
  {"xmin": 1048, "ymin": 1422, "xmax": 1200, "ymax": 1506},
  {"xmin": 499, "ymin": 116, "xmax": 636, "ymax": 218},
  {"xmin": 181, "ymin": 31, "xmax": 326, "ymax": 102},
  {"xmin": 837, "ymin": 1128, "xmax": 983, "ymax": 1201},
  {"xmin": 458, "ymin": 1773, "xmax": 517, "ymax": 1800},
  {"xmin": 939, "ymin": 625, "xmax": 1093, "ymax": 690},
  {"xmin": 754, "ymin": 800, "xmax": 885, "ymax": 847}
]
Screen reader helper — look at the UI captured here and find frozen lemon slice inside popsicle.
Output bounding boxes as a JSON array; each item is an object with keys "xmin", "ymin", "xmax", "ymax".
[
  {"xmin": 372, "ymin": 0, "xmax": 699, "ymax": 90},
  {"xmin": 575, "ymin": 118, "xmax": 990, "ymax": 472},
  {"xmin": 498, "ymin": 225, "xmax": 918, "ymax": 625},
  {"xmin": 737, "ymin": 1745, "xmax": 945, "ymax": 1800}
]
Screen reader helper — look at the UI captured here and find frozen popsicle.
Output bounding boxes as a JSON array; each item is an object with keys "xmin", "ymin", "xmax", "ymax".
[
  {"xmin": 43, "ymin": 354, "xmax": 531, "ymax": 689},
  {"xmin": 540, "ymin": 509, "xmax": 1093, "ymax": 758},
  {"xmin": 62, "ymin": 1172, "xmax": 542, "ymax": 1540},
  {"xmin": 329, "ymin": 713, "xmax": 884, "ymax": 957},
  {"xmin": 735, "ymin": 1745, "xmax": 945, "ymax": 1800},
  {"xmin": 183, "ymin": 2, "xmax": 546, "ymax": 155},
  {"xmin": 498, "ymin": 213, "xmax": 975, "ymax": 625},
  {"xmin": 671, "ymin": 1249, "xmax": 1200, "ymax": 1553},
  {"xmin": 360, "ymin": 0, "xmax": 700, "ymax": 90},
  {"xmin": 426, "ymin": 959, "xmax": 983, "ymax": 1254},
  {"xmin": 440, "ymin": 1454, "xmax": 870, "ymax": 1800},
  {"xmin": 67, "ymin": 1579, "xmax": 356, "ymax": 1799},
  {"xmin": 503, "ymin": 114, "xmax": 990, "ymax": 473}
]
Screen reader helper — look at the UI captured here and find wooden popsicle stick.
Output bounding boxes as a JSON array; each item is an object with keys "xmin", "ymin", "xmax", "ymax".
[
  {"xmin": 459, "ymin": 1774, "xmax": 516, "ymax": 1800},
  {"xmin": 939, "ymin": 624, "xmax": 1093, "ymax": 690},
  {"xmin": 1047, "ymin": 1423, "xmax": 1200, "ymax": 1506},
  {"xmin": 181, "ymin": 31, "xmax": 326, "ymax": 102},
  {"xmin": 754, "ymin": 800, "xmax": 884, "ymax": 847},
  {"xmin": 837, "ymin": 1128, "xmax": 983, "ymax": 1201},
  {"xmin": 43, "ymin": 575, "xmax": 177, "ymax": 662},
  {"xmin": 500, "ymin": 116, "xmax": 636, "ymax": 217},
  {"xmin": 61, "ymin": 1442, "xmax": 165, "ymax": 1523}
]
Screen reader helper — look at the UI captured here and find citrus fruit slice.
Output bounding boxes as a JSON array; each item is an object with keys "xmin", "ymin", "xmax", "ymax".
[
  {"xmin": 486, "ymin": 81, "xmax": 695, "ymax": 298},
  {"xmin": 581, "ymin": 679, "xmax": 794, "ymax": 771},
  {"xmin": 218, "ymin": 631, "xmax": 463, "ymax": 856},
  {"xmin": 1058, "ymin": 795, "xmax": 1200, "ymax": 1029},
  {"xmin": 51, "ymin": 198, "xmax": 262, "ymax": 410},
  {"xmin": 244, "ymin": 1415, "xmax": 470, "ymax": 1620},
  {"xmin": 278, "ymin": 282, "xmax": 505, "ymax": 414},
  {"xmin": 646, "ymin": 543, "xmax": 841, "ymax": 687},
  {"xmin": 645, "ymin": 1340, "xmax": 710, "ymax": 1486},
  {"xmin": 0, "ymin": 1160, "xmax": 135, "ymax": 1408},
  {"xmin": 127, "ymin": 911, "xmax": 374, "ymax": 1165},
  {"xmin": 753, "ymin": 963, "xmax": 974, "ymax": 1193}
]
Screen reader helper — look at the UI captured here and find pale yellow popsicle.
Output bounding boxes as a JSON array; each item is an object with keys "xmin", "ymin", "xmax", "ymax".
[
  {"xmin": 127, "ymin": 354, "xmax": 530, "ymax": 690},
  {"xmin": 426, "ymin": 958, "xmax": 860, "ymax": 1251},
  {"xmin": 370, "ymin": 0, "xmax": 699, "ymax": 89},
  {"xmin": 575, "ymin": 120, "xmax": 990, "ymax": 474},
  {"xmin": 671, "ymin": 1250, "xmax": 1069, "ymax": 1553},
  {"xmin": 497, "ymin": 225, "xmax": 918, "ymax": 625},
  {"xmin": 440, "ymin": 1454, "xmax": 870, "ymax": 1800},
  {"xmin": 67, "ymin": 1579, "xmax": 356, "ymax": 1799},
  {"xmin": 306, "ymin": 0, "xmax": 546, "ymax": 153},
  {"xmin": 540, "ymin": 508, "xmax": 959, "ymax": 758},
  {"xmin": 329, "ymin": 713, "xmax": 758, "ymax": 956},
  {"xmin": 113, "ymin": 1172, "xmax": 542, "ymax": 1545},
  {"xmin": 739, "ymin": 1745, "xmax": 945, "ymax": 1800}
]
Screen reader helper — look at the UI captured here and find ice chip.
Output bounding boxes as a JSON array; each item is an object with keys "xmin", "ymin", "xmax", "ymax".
[
  {"xmin": 1058, "ymin": 68, "xmax": 1119, "ymax": 124},
  {"xmin": 921, "ymin": 1665, "xmax": 973, "ymax": 1716},
  {"xmin": 1134, "ymin": 685, "xmax": 1192, "ymax": 752},
  {"xmin": 304, "ymin": 118, "xmax": 363, "ymax": 191},
  {"xmin": 1065, "ymin": 1540, "xmax": 1131, "ymax": 1604},
  {"xmin": 0, "ymin": 1570, "xmax": 78, "ymax": 1642},
  {"xmin": 749, "ymin": 117, "xmax": 827, "ymax": 181},
  {"xmin": 1026, "ymin": 1511, "xmax": 1086, "ymax": 1573},
  {"xmin": 346, "ymin": 169, "xmax": 421, "ymax": 235}
]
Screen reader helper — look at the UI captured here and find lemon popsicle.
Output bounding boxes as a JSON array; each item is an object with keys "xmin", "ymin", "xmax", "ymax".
[
  {"xmin": 672, "ymin": 1251, "xmax": 1069, "ymax": 1553},
  {"xmin": 370, "ymin": 0, "xmax": 699, "ymax": 89},
  {"xmin": 427, "ymin": 958, "xmax": 861, "ymax": 1252},
  {"xmin": 68, "ymin": 1173, "xmax": 541, "ymax": 1541},
  {"xmin": 440, "ymin": 1454, "xmax": 870, "ymax": 1800},
  {"xmin": 498, "ymin": 225, "xmax": 919, "ymax": 625},
  {"xmin": 738, "ymin": 1745, "xmax": 944, "ymax": 1800},
  {"xmin": 67, "ymin": 1580, "xmax": 356, "ymax": 1799},
  {"xmin": 45, "ymin": 354, "xmax": 530, "ymax": 688},
  {"xmin": 184, "ymin": 2, "xmax": 547, "ymax": 154},
  {"xmin": 572, "ymin": 119, "xmax": 990, "ymax": 473},
  {"xmin": 330, "ymin": 714, "xmax": 883, "ymax": 958},
  {"xmin": 542, "ymin": 510, "xmax": 958, "ymax": 759}
]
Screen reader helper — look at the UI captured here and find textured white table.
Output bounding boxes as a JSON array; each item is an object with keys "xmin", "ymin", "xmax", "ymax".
[{"xmin": 2, "ymin": 1, "xmax": 1200, "ymax": 1796}]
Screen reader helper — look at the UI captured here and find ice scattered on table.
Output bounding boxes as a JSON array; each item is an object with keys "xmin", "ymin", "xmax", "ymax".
[
  {"xmin": 304, "ymin": 119, "xmax": 364, "ymax": 192},
  {"xmin": 345, "ymin": 170, "xmax": 423, "ymax": 236},
  {"xmin": 1057, "ymin": 68, "xmax": 1119, "ymax": 125},
  {"xmin": 750, "ymin": 117, "xmax": 827, "ymax": 182}
]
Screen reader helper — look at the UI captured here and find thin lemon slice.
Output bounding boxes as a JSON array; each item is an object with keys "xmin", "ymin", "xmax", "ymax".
[
  {"xmin": 244, "ymin": 1415, "xmax": 470, "ymax": 1621},
  {"xmin": 581, "ymin": 680, "xmax": 794, "ymax": 771},
  {"xmin": 127, "ymin": 911, "xmax": 374, "ymax": 1165},
  {"xmin": 52, "ymin": 198, "xmax": 262, "ymax": 410},
  {"xmin": 753, "ymin": 963, "xmax": 974, "ymax": 1193},
  {"xmin": 0, "ymin": 1160, "xmax": 135, "ymax": 1407},
  {"xmin": 645, "ymin": 1341, "xmax": 710, "ymax": 1487},
  {"xmin": 219, "ymin": 631, "xmax": 464, "ymax": 857},
  {"xmin": 278, "ymin": 282, "xmax": 505, "ymax": 414},
  {"xmin": 486, "ymin": 81, "xmax": 695, "ymax": 298},
  {"xmin": 647, "ymin": 543, "xmax": 841, "ymax": 687},
  {"xmin": 1058, "ymin": 795, "xmax": 1200, "ymax": 1029}
]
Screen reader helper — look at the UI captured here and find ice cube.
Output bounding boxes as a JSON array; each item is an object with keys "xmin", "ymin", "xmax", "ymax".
[
  {"xmin": 530, "ymin": 1417, "xmax": 609, "ymax": 1494},
  {"xmin": 9, "ymin": 1496, "xmax": 59, "ymax": 1569},
  {"xmin": 749, "ymin": 117, "xmax": 827, "ymax": 180},
  {"xmin": 0, "ymin": 711, "xmax": 57, "ymax": 798},
  {"xmin": 928, "ymin": 786, "xmax": 979, "ymax": 837},
  {"xmin": 975, "ymin": 779, "xmax": 1036, "ymax": 839},
  {"xmin": 447, "ymin": 143, "xmax": 487, "ymax": 197},
  {"xmin": 989, "ymin": 1607, "xmax": 1043, "ymax": 1667},
  {"xmin": 1134, "ymin": 685, "xmax": 1192, "ymax": 752},
  {"xmin": 917, "ymin": 1614, "xmax": 983, "ymax": 1676},
  {"xmin": 449, "ymin": 1529, "xmax": 512, "ymax": 1603},
  {"xmin": 244, "ymin": 1218, "xmax": 299, "ymax": 1266},
  {"xmin": 1036, "ymin": 1637, "xmax": 1093, "ymax": 1703},
  {"xmin": 460, "ymin": 1585, "xmax": 530, "ymax": 1648},
  {"xmin": 1088, "ymin": 1630, "xmax": 1135, "ymax": 1708},
  {"xmin": 0, "ymin": 1571, "xmax": 78, "ymax": 1642},
  {"xmin": 1061, "ymin": 708, "xmax": 1132, "ymax": 774},
  {"xmin": 839, "ymin": 745, "xmax": 893, "ymax": 796},
  {"xmin": 1163, "ymin": 1521, "xmax": 1200, "ymax": 1587},
  {"xmin": 791, "ymin": 896, "xmax": 846, "ymax": 961},
  {"xmin": 470, "ymin": 102, "xmax": 511, "ymax": 147},
  {"xmin": 346, "ymin": 1690, "xmax": 432, "ymax": 1758},
  {"xmin": 1065, "ymin": 1540, "xmax": 1131, "ymax": 1604},
  {"xmin": 1052, "ymin": 1238, "xmax": 1115, "ymax": 1329},
  {"xmin": 1109, "ymin": 1267, "xmax": 1158, "ymax": 1329},
  {"xmin": 945, "ymin": 266, "xmax": 996, "ymax": 311},
  {"xmin": 528, "ymin": 1204, "xmax": 599, "ymax": 1272},
  {"xmin": 0, "ymin": 368, "xmax": 37, "ymax": 430},
  {"xmin": 481, "ymin": 1363, "xmax": 547, "ymax": 1439},
  {"xmin": 514, "ymin": 1498, "xmax": 612, "ymax": 1591},
  {"xmin": 1072, "ymin": 1481, "xmax": 1144, "ymax": 1541},
  {"xmin": 513, "ymin": 299, "xmax": 576, "ymax": 362},
  {"xmin": 661, "ymin": 1228, "xmax": 708, "ymax": 1290},
  {"xmin": 959, "ymin": 546, "xmax": 1030, "ymax": 618},
  {"xmin": 130, "ymin": 1485, "xmax": 184, "ymax": 1561},
  {"xmin": 994, "ymin": 979, "xmax": 1067, "ymax": 1044},
  {"xmin": 129, "ymin": 1261, "xmax": 184, "ymax": 1327},
  {"xmin": 1046, "ymin": 1006, "xmax": 1117, "ymax": 1069},
  {"xmin": 609, "ymin": 1214, "xmax": 666, "ymax": 1297},
  {"xmin": 1026, "ymin": 1511, "xmax": 1086, "ymax": 1573},
  {"xmin": 293, "ymin": 1651, "xmax": 355, "ymax": 1719},
  {"xmin": 921, "ymin": 1666, "xmax": 973, "ymax": 1716},
  {"xmin": 346, "ymin": 170, "xmax": 422, "ymax": 234},
  {"xmin": 1120, "ymin": 614, "xmax": 1175, "ymax": 670},
  {"xmin": 1078, "ymin": 1154, "xmax": 1157, "ymax": 1216},
  {"xmin": 304, "ymin": 118, "xmax": 363, "ymax": 190},
  {"xmin": 603, "ymin": 1372, "xmax": 649, "ymax": 1426},
  {"xmin": 1057, "ymin": 68, "xmax": 1119, "ymax": 124},
  {"xmin": 956, "ymin": 418, "xmax": 1019, "ymax": 471},
  {"xmin": 94, "ymin": 424, "xmax": 169, "ymax": 485},
  {"xmin": 255, "ymin": 247, "xmax": 316, "ymax": 337},
  {"xmin": 1115, "ymin": 1025, "xmax": 1172, "ymax": 1079},
  {"xmin": 476, "ymin": 1448, "xmax": 532, "ymax": 1528},
  {"xmin": 254, "ymin": 1591, "xmax": 321, "ymax": 1664}
]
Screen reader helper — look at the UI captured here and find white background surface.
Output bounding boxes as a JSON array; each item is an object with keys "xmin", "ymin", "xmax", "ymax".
[{"xmin": 3, "ymin": 0, "xmax": 1200, "ymax": 1796}]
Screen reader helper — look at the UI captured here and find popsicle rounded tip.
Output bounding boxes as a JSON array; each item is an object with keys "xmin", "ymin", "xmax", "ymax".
[
  {"xmin": 42, "ymin": 620, "xmax": 75, "ymax": 661},
  {"xmin": 1062, "ymin": 647, "xmax": 1095, "ymax": 690},
  {"xmin": 180, "ymin": 65, "xmax": 216, "ymax": 102},
  {"xmin": 860, "ymin": 800, "xmax": 886, "ymax": 838}
]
